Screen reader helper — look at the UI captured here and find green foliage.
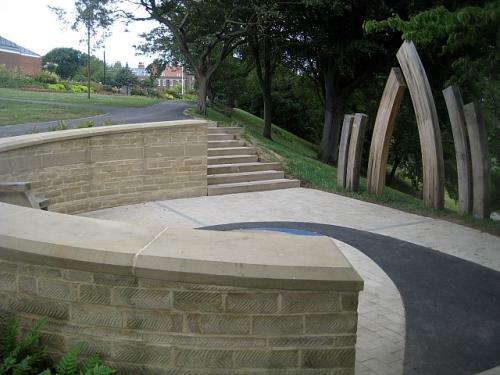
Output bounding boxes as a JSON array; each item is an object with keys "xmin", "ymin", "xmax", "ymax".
[
  {"xmin": 70, "ymin": 85, "xmax": 88, "ymax": 93},
  {"xmin": 35, "ymin": 72, "xmax": 60, "ymax": 85},
  {"xmin": 0, "ymin": 317, "xmax": 49, "ymax": 374},
  {"xmin": 42, "ymin": 48, "xmax": 84, "ymax": 80},
  {"xmin": 0, "ymin": 317, "xmax": 114, "ymax": 375},
  {"xmin": 49, "ymin": 120, "xmax": 69, "ymax": 131},
  {"xmin": 48, "ymin": 83, "xmax": 66, "ymax": 91},
  {"xmin": 114, "ymin": 67, "xmax": 137, "ymax": 88},
  {"xmin": 75, "ymin": 120, "xmax": 95, "ymax": 128},
  {"xmin": 101, "ymin": 119, "xmax": 113, "ymax": 126}
]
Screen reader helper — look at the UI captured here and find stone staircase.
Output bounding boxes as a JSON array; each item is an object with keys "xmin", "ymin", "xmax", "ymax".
[{"xmin": 207, "ymin": 125, "xmax": 300, "ymax": 195}]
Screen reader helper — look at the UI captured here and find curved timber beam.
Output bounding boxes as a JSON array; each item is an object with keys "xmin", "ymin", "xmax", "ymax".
[
  {"xmin": 337, "ymin": 114, "xmax": 354, "ymax": 188},
  {"xmin": 346, "ymin": 113, "xmax": 368, "ymax": 192},
  {"xmin": 397, "ymin": 41, "xmax": 445, "ymax": 209},
  {"xmin": 443, "ymin": 86, "xmax": 473, "ymax": 215},
  {"xmin": 367, "ymin": 68, "xmax": 407, "ymax": 195},
  {"xmin": 463, "ymin": 102, "xmax": 491, "ymax": 219}
]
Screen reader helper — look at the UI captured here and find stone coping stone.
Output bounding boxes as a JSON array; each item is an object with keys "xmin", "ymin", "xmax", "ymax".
[
  {"xmin": 0, "ymin": 202, "xmax": 363, "ymax": 291},
  {"xmin": 0, "ymin": 119, "xmax": 207, "ymax": 153}
]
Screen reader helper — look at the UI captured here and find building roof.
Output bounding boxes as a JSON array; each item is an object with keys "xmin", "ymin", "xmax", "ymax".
[{"xmin": 0, "ymin": 36, "xmax": 40, "ymax": 58}]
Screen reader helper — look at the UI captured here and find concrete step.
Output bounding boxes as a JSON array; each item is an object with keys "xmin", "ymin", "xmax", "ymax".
[
  {"xmin": 208, "ymin": 127, "xmax": 243, "ymax": 135},
  {"xmin": 208, "ymin": 179, "xmax": 300, "ymax": 196},
  {"xmin": 208, "ymin": 147, "xmax": 257, "ymax": 157},
  {"xmin": 208, "ymin": 140, "xmax": 245, "ymax": 148},
  {"xmin": 208, "ymin": 162, "xmax": 283, "ymax": 174},
  {"xmin": 208, "ymin": 134, "xmax": 238, "ymax": 141},
  {"xmin": 208, "ymin": 170, "xmax": 284, "ymax": 185},
  {"xmin": 208, "ymin": 155, "xmax": 258, "ymax": 165}
]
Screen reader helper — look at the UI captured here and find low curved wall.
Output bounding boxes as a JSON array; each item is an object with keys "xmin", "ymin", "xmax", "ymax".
[
  {"xmin": 0, "ymin": 202, "xmax": 363, "ymax": 374},
  {"xmin": 0, "ymin": 120, "xmax": 207, "ymax": 214}
]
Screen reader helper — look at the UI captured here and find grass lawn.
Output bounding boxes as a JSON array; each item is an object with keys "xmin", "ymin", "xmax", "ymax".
[
  {"xmin": 0, "ymin": 99, "xmax": 102, "ymax": 126},
  {"xmin": 193, "ymin": 107, "xmax": 499, "ymax": 236},
  {"xmin": 0, "ymin": 88, "xmax": 162, "ymax": 107}
]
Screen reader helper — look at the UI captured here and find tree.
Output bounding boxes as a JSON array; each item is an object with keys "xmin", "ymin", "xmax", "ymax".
[
  {"xmin": 42, "ymin": 48, "xmax": 83, "ymax": 80},
  {"xmin": 245, "ymin": 1, "xmax": 286, "ymax": 140},
  {"xmin": 114, "ymin": 66, "xmax": 138, "ymax": 88},
  {"xmin": 51, "ymin": 0, "xmax": 118, "ymax": 99},
  {"xmin": 134, "ymin": 0, "xmax": 253, "ymax": 115},
  {"xmin": 285, "ymin": 0, "xmax": 398, "ymax": 164}
]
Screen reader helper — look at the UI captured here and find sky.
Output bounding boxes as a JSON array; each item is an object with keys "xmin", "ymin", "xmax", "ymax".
[{"xmin": 0, "ymin": 0, "xmax": 158, "ymax": 69}]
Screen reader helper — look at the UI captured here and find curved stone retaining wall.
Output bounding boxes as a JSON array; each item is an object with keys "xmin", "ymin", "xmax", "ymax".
[
  {"xmin": 0, "ymin": 202, "xmax": 363, "ymax": 374},
  {"xmin": 0, "ymin": 120, "xmax": 207, "ymax": 214}
]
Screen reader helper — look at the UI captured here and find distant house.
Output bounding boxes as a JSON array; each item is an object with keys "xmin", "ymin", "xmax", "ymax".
[
  {"xmin": 130, "ymin": 63, "xmax": 196, "ymax": 91},
  {"xmin": 0, "ymin": 36, "xmax": 41, "ymax": 75},
  {"xmin": 157, "ymin": 66, "xmax": 195, "ymax": 91},
  {"xmin": 131, "ymin": 62, "xmax": 148, "ymax": 80}
]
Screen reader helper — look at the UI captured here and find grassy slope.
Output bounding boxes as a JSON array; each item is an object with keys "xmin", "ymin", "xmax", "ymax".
[
  {"xmin": 202, "ymin": 107, "xmax": 499, "ymax": 236},
  {"xmin": 0, "ymin": 88, "xmax": 162, "ymax": 107},
  {"xmin": 0, "ymin": 99, "xmax": 102, "ymax": 126}
]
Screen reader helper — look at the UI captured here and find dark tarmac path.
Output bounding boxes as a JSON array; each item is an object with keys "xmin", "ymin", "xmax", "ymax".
[{"xmin": 0, "ymin": 99, "xmax": 192, "ymax": 137}]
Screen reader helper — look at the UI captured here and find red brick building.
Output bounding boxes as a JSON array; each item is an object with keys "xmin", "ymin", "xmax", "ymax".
[
  {"xmin": 157, "ymin": 66, "xmax": 195, "ymax": 91},
  {"xmin": 0, "ymin": 36, "xmax": 41, "ymax": 75}
]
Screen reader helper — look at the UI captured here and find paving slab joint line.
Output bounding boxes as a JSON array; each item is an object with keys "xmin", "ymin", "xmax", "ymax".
[
  {"xmin": 154, "ymin": 201, "xmax": 208, "ymax": 227},
  {"xmin": 132, "ymin": 225, "xmax": 169, "ymax": 274},
  {"xmin": 367, "ymin": 218, "xmax": 433, "ymax": 232}
]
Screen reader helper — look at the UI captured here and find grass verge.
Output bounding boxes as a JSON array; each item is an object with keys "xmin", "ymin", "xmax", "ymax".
[
  {"xmin": 0, "ymin": 87, "xmax": 162, "ymax": 107},
  {"xmin": 0, "ymin": 99, "xmax": 102, "ymax": 126},
  {"xmin": 190, "ymin": 107, "xmax": 499, "ymax": 236}
]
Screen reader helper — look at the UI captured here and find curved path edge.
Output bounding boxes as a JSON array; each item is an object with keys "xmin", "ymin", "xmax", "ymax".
[{"xmin": 202, "ymin": 221, "xmax": 500, "ymax": 375}]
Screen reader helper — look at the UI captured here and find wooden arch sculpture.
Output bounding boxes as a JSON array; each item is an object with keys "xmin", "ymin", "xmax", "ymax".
[{"xmin": 367, "ymin": 41, "xmax": 445, "ymax": 209}]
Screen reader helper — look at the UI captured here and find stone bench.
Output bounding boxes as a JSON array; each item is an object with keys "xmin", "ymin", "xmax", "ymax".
[
  {"xmin": 0, "ymin": 182, "xmax": 48, "ymax": 210},
  {"xmin": 0, "ymin": 201, "xmax": 363, "ymax": 374}
]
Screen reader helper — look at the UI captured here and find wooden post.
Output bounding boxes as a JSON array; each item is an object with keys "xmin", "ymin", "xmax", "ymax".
[
  {"xmin": 346, "ymin": 113, "xmax": 368, "ymax": 192},
  {"xmin": 337, "ymin": 115, "xmax": 354, "ymax": 188},
  {"xmin": 397, "ymin": 41, "xmax": 445, "ymax": 209},
  {"xmin": 442, "ymin": 86, "xmax": 473, "ymax": 215},
  {"xmin": 463, "ymin": 102, "xmax": 491, "ymax": 219},
  {"xmin": 367, "ymin": 68, "xmax": 407, "ymax": 195}
]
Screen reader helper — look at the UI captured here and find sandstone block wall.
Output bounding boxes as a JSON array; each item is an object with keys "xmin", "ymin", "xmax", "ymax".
[
  {"xmin": 0, "ymin": 258, "xmax": 358, "ymax": 374},
  {"xmin": 0, "ymin": 121, "xmax": 207, "ymax": 214}
]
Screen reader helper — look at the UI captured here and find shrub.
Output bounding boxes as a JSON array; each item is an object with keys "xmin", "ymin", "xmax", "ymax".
[
  {"xmin": 47, "ymin": 83, "xmax": 66, "ymax": 91},
  {"xmin": 101, "ymin": 119, "xmax": 113, "ymax": 126},
  {"xmin": 0, "ymin": 66, "xmax": 36, "ymax": 88},
  {"xmin": 70, "ymin": 84, "xmax": 88, "ymax": 93},
  {"xmin": 75, "ymin": 120, "xmax": 95, "ymax": 128},
  {"xmin": 34, "ymin": 71, "xmax": 59, "ymax": 84},
  {"xmin": 0, "ymin": 316, "xmax": 115, "ymax": 375},
  {"xmin": 48, "ymin": 120, "xmax": 69, "ymax": 131},
  {"xmin": 161, "ymin": 92, "xmax": 176, "ymax": 100}
]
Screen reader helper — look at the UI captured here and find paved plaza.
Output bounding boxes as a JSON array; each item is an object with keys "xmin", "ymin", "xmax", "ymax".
[{"xmin": 83, "ymin": 188, "xmax": 500, "ymax": 375}]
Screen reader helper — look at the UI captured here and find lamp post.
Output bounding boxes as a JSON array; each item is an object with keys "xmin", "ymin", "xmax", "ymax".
[{"xmin": 103, "ymin": 48, "xmax": 106, "ymax": 85}]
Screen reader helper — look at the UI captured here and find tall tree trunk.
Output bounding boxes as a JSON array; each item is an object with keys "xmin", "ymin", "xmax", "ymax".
[
  {"xmin": 319, "ymin": 58, "xmax": 341, "ymax": 164},
  {"xmin": 262, "ymin": 33, "xmax": 272, "ymax": 140},
  {"xmin": 197, "ymin": 75, "xmax": 208, "ymax": 115}
]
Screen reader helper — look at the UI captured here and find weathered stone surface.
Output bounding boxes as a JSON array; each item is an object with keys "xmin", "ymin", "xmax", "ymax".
[
  {"xmin": 80, "ymin": 285, "xmax": 111, "ymax": 305},
  {"xmin": 280, "ymin": 292, "xmax": 340, "ymax": 313},
  {"xmin": 112, "ymin": 342, "xmax": 171, "ymax": 366},
  {"xmin": 112, "ymin": 287, "xmax": 171, "ymax": 309},
  {"xmin": 233, "ymin": 350, "xmax": 298, "ymax": 369},
  {"xmin": 38, "ymin": 278, "xmax": 78, "ymax": 301},
  {"xmin": 226, "ymin": 293, "xmax": 279, "ymax": 313},
  {"xmin": 0, "ymin": 272, "xmax": 17, "ymax": 292},
  {"xmin": 126, "ymin": 310, "xmax": 182, "ymax": 332},
  {"xmin": 173, "ymin": 291, "xmax": 223, "ymax": 312},
  {"xmin": 70, "ymin": 305, "xmax": 122, "ymax": 328},
  {"xmin": 305, "ymin": 314, "xmax": 357, "ymax": 334},
  {"xmin": 253, "ymin": 316, "xmax": 303, "ymax": 336},
  {"xmin": 186, "ymin": 313, "xmax": 251, "ymax": 335},
  {"xmin": 268, "ymin": 336, "xmax": 334, "ymax": 348},
  {"xmin": 302, "ymin": 348, "xmax": 355, "ymax": 368},
  {"xmin": 174, "ymin": 348, "xmax": 233, "ymax": 369}
]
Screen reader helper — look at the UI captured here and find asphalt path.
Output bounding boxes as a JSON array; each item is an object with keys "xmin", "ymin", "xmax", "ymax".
[{"xmin": 0, "ymin": 99, "xmax": 193, "ymax": 138}]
